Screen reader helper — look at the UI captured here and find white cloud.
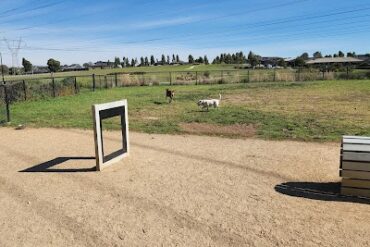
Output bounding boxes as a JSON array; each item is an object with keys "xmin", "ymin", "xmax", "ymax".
[{"xmin": 127, "ymin": 16, "xmax": 203, "ymax": 30}]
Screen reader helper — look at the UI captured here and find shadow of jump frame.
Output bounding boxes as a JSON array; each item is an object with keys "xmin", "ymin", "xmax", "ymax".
[{"xmin": 20, "ymin": 157, "xmax": 96, "ymax": 173}]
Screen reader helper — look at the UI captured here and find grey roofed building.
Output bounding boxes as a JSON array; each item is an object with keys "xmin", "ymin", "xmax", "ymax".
[{"xmin": 306, "ymin": 57, "xmax": 363, "ymax": 64}]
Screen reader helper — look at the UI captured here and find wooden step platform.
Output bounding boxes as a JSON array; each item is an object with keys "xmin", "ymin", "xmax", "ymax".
[{"xmin": 340, "ymin": 136, "xmax": 370, "ymax": 198}]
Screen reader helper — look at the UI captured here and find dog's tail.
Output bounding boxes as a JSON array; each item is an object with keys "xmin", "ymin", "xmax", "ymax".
[{"xmin": 219, "ymin": 94, "xmax": 222, "ymax": 100}]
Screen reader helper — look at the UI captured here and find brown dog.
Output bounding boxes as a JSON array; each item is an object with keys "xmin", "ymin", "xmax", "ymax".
[{"xmin": 166, "ymin": 89, "xmax": 175, "ymax": 103}]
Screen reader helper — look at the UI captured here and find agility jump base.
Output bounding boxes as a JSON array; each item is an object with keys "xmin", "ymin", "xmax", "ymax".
[{"xmin": 92, "ymin": 100, "xmax": 129, "ymax": 171}]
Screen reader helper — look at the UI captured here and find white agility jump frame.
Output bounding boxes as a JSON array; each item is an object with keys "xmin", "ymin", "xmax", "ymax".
[{"xmin": 92, "ymin": 100, "xmax": 129, "ymax": 171}]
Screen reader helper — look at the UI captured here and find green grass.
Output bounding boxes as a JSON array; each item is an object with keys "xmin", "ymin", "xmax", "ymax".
[{"xmin": 7, "ymin": 80, "xmax": 370, "ymax": 141}]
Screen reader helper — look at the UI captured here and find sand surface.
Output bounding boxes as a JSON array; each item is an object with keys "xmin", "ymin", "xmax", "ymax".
[{"xmin": 0, "ymin": 128, "xmax": 369, "ymax": 246}]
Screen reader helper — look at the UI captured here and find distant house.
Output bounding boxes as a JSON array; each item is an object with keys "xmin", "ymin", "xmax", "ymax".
[
  {"xmin": 91, "ymin": 61, "xmax": 112, "ymax": 69},
  {"xmin": 33, "ymin": 66, "xmax": 49, "ymax": 74},
  {"xmin": 61, "ymin": 64, "xmax": 87, "ymax": 72},
  {"xmin": 305, "ymin": 57, "xmax": 364, "ymax": 65},
  {"xmin": 255, "ymin": 64, "xmax": 265, "ymax": 69},
  {"xmin": 305, "ymin": 57, "xmax": 364, "ymax": 71},
  {"xmin": 357, "ymin": 54, "xmax": 370, "ymax": 68},
  {"xmin": 284, "ymin": 57, "xmax": 301, "ymax": 68},
  {"xmin": 234, "ymin": 64, "xmax": 251, "ymax": 69},
  {"xmin": 260, "ymin": 57, "xmax": 283, "ymax": 67},
  {"xmin": 170, "ymin": 61, "xmax": 188, "ymax": 66},
  {"xmin": 357, "ymin": 54, "xmax": 370, "ymax": 60}
]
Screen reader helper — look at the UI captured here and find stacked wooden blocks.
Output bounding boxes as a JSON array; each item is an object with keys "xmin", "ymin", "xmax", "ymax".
[{"xmin": 340, "ymin": 136, "xmax": 370, "ymax": 198}]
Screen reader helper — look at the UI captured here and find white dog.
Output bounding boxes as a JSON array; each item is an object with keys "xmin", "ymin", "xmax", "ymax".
[{"xmin": 197, "ymin": 94, "xmax": 222, "ymax": 111}]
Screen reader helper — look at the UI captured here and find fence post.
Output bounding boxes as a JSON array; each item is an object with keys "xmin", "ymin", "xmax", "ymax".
[
  {"xmin": 169, "ymin": 72, "xmax": 172, "ymax": 85},
  {"xmin": 92, "ymin": 74, "xmax": 96, "ymax": 91},
  {"xmin": 273, "ymin": 69, "xmax": 276, "ymax": 82},
  {"xmin": 247, "ymin": 70, "xmax": 250, "ymax": 83},
  {"xmin": 346, "ymin": 66, "xmax": 349, "ymax": 80},
  {"xmin": 297, "ymin": 69, "xmax": 301, "ymax": 82},
  {"xmin": 115, "ymin": 73, "xmax": 118, "ymax": 87},
  {"xmin": 221, "ymin": 71, "xmax": 224, "ymax": 83},
  {"xmin": 22, "ymin": 80, "xmax": 27, "ymax": 100},
  {"xmin": 4, "ymin": 85, "xmax": 10, "ymax": 122},
  {"xmin": 195, "ymin": 71, "xmax": 198, "ymax": 85},
  {"xmin": 51, "ymin": 77, "xmax": 56, "ymax": 97},
  {"xmin": 105, "ymin": 75, "xmax": 108, "ymax": 88},
  {"xmin": 322, "ymin": 71, "xmax": 325, "ymax": 80},
  {"xmin": 74, "ymin": 76, "xmax": 78, "ymax": 94}
]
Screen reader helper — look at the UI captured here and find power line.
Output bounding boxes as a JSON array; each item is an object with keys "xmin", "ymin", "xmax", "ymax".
[
  {"xmin": 79, "ymin": 4, "xmax": 370, "ymax": 46},
  {"xmin": 0, "ymin": 1, "xmax": 64, "ymax": 19}
]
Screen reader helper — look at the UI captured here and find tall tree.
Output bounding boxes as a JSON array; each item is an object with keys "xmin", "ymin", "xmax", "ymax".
[
  {"xmin": 131, "ymin": 58, "xmax": 136, "ymax": 67},
  {"xmin": 22, "ymin": 58, "xmax": 32, "ymax": 73},
  {"xmin": 313, "ymin": 51, "xmax": 322, "ymax": 59},
  {"xmin": 338, "ymin": 51, "xmax": 345, "ymax": 57},
  {"xmin": 172, "ymin": 54, "xmax": 176, "ymax": 62},
  {"xmin": 196, "ymin": 56, "xmax": 204, "ymax": 63},
  {"xmin": 204, "ymin": 55, "xmax": 209, "ymax": 65},
  {"xmin": 140, "ymin": 57, "xmax": 145, "ymax": 66},
  {"xmin": 150, "ymin": 55, "xmax": 155, "ymax": 65},
  {"xmin": 47, "ymin": 58, "xmax": 60, "ymax": 72},
  {"xmin": 294, "ymin": 57, "xmax": 306, "ymax": 67},
  {"xmin": 347, "ymin": 52, "xmax": 356, "ymax": 57},
  {"xmin": 248, "ymin": 51, "xmax": 259, "ymax": 67},
  {"xmin": 212, "ymin": 56, "xmax": 220, "ymax": 64},
  {"xmin": 166, "ymin": 55, "xmax": 170, "ymax": 64},
  {"xmin": 161, "ymin": 54, "xmax": 166, "ymax": 64},
  {"xmin": 300, "ymin": 52, "xmax": 309, "ymax": 60},
  {"xmin": 188, "ymin": 55, "xmax": 194, "ymax": 64},
  {"xmin": 114, "ymin": 57, "xmax": 121, "ymax": 68},
  {"xmin": 176, "ymin": 55, "xmax": 180, "ymax": 62},
  {"xmin": 220, "ymin": 54, "xmax": 225, "ymax": 63},
  {"xmin": 144, "ymin": 57, "xmax": 149, "ymax": 66}
]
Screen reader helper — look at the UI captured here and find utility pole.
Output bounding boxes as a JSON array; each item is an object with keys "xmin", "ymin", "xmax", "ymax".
[{"xmin": 3, "ymin": 38, "xmax": 25, "ymax": 75}]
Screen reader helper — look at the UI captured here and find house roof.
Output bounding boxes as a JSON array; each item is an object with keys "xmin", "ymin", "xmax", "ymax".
[{"xmin": 306, "ymin": 57, "xmax": 363, "ymax": 64}]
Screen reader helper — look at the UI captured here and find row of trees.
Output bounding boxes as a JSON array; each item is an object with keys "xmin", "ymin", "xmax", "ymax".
[
  {"xmin": 311, "ymin": 51, "xmax": 360, "ymax": 59},
  {"xmin": 211, "ymin": 51, "xmax": 286, "ymax": 68},
  {"xmin": 212, "ymin": 52, "xmax": 248, "ymax": 64},
  {"xmin": 111, "ymin": 54, "xmax": 183, "ymax": 68}
]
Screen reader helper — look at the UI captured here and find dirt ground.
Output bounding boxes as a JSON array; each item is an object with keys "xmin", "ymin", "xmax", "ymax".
[{"xmin": 0, "ymin": 127, "xmax": 369, "ymax": 246}]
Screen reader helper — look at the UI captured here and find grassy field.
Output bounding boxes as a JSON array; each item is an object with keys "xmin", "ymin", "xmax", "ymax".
[{"xmin": 7, "ymin": 79, "xmax": 370, "ymax": 141}]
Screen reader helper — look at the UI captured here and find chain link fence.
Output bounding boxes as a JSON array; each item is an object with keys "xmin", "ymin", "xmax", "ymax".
[{"xmin": 0, "ymin": 85, "xmax": 7, "ymax": 123}]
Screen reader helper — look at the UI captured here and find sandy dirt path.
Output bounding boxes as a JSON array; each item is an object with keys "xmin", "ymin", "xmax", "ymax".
[{"xmin": 0, "ymin": 128, "xmax": 369, "ymax": 246}]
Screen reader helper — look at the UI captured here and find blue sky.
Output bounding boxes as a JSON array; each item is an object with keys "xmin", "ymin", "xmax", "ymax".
[{"xmin": 1, "ymin": 0, "xmax": 370, "ymax": 66}]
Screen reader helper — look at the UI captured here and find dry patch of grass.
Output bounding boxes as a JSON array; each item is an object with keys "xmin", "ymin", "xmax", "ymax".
[
  {"xmin": 180, "ymin": 123, "xmax": 257, "ymax": 138},
  {"xmin": 224, "ymin": 81, "xmax": 370, "ymax": 125}
]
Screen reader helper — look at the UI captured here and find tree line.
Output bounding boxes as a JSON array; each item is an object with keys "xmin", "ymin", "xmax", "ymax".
[
  {"xmin": 106, "ymin": 54, "xmax": 210, "ymax": 68},
  {"xmin": 0, "ymin": 50, "xmax": 368, "ymax": 76}
]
